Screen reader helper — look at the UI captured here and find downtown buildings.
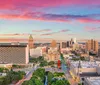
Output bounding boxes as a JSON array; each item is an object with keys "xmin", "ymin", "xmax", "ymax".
[{"xmin": 86, "ymin": 39, "xmax": 99, "ymax": 54}]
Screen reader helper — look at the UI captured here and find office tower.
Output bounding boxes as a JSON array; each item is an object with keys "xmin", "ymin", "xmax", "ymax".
[
  {"xmin": 62, "ymin": 42, "xmax": 67, "ymax": 48},
  {"xmin": 51, "ymin": 40, "xmax": 57, "ymax": 48},
  {"xmin": 94, "ymin": 40, "xmax": 99, "ymax": 53},
  {"xmin": 86, "ymin": 39, "xmax": 98, "ymax": 53},
  {"xmin": 73, "ymin": 38, "xmax": 77, "ymax": 44},
  {"xmin": 28, "ymin": 35, "xmax": 34, "ymax": 49},
  {"xmin": 98, "ymin": 48, "xmax": 100, "ymax": 57},
  {"xmin": 70, "ymin": 38, "xmax": 74, "ymax": 47},
  {"xmin": 91, "ymin": 39, "xmax": 94, "ymax": 50},
  {"xmin": 0, "ymin": 45, "xmax": 29, "ymax": 64},
  {"xmin": 67, "ymin": 41, "xmax": 70, "ymax": 47},
  {"xmin": 86, "ymin": 40, "xmax": 91, "ymax": 51}
]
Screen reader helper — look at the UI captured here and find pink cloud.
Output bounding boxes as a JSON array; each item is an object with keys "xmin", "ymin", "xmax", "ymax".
[
  {"xmin": 32, "ymin": 29, "xmax": 51, "ymax": 32},
  {"xmin": 85, "ymin": 27, "xmax": 100, "ymax": 32},
  {"xmin": 0, "ymin": 33, "xmax": 31, "ymax": 36},
  {"xmin": 41, "ymin": 33, "xmax": 54, "ymax": 36},
  {"xmin": 59, "ymin": 29, "xmax": 70, "ymax": 32},
  {"xmin": 78, "ymin": 18, "xmax": 100, "ymax": 23},
  {"xmin": 0, "ymin": 0, "xmax": 100, "ymax": 10},
  {"xmin": 41, "ymin": 29, "xmax": 70, "ymax": 36},
  {"xmin": 0, "ymin": 12, "xmax": 100, "ymax": 23},
  {"xmin": 0, "ymin": 13, "xmax": 70, "ymax": 22},
  {"xmin": 0, "ymin": 14, "xmax": 68, "ymax": 23},
  {"xmin": 67, "ymin": 34, "xmax": 77, "ymax": 36}
]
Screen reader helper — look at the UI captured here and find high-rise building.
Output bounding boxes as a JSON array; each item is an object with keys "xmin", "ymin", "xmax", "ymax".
[
  {"xmin": 98, "ymin": 48, "xmax": 100, "ymax": 58},
  {"xmin": 67, "ymin": 41, "xmax": 70, "ymax": 47},
  {"xmin": 70, "ymin": 38, "xmax": 74, "ymax": 47},
  {"xmin": 86, "ymin": 39, "xmax": 98, "ymax": 53},
  {"xmin": 73, "ymin": 38, "xmax": 77, "ymax": 44},
  {"xmin": 86, "ymin": 40, "xmax": 91, "ymax": 51},
  {"xmin": 51, "ymin": 40, "xmax": 57, "ymax": 48},
  {"xmin": 94, "ymin": 40, "xmax": 99, "ymax": 53},
  {"xmin": 28, "ymin": 35, "xmax": 34, "ymax": 49},
  {"xmin": 62, "ymin": 42, "xmax": 67, "ymax": 48},
  {"xmin": 0, "ymin": 45, "xmax": 29, "ymax": 64}
]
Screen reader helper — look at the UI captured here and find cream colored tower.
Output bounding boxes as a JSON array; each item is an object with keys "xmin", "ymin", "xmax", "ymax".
[{"xmin": 28, "ymin": 35, "xmax": 34, "ymax": 49}]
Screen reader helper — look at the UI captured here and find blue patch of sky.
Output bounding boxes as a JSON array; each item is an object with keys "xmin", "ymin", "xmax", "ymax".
[{"xmin": 43, "ymin": 6, "xmax": 100, "ymax": 15}]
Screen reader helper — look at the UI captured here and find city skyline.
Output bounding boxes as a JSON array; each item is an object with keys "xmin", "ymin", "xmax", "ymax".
[{"xmin": 0, "ymin": 0, "xmax": 100, "ymax": 42}]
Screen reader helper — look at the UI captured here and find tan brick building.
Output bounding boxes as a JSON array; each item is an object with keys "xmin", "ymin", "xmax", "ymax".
[
  {"xmin": 0, "ymin": 45, "xmax": 29, "ymax": 64},
  {"xmin": 86, "ymin": 39, "xmax": 98, "ymax": 53}
]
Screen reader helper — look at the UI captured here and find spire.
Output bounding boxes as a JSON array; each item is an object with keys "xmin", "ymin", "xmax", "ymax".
[
  {"xmin": 29, "ymin": 34, "xmax": 33, "ymax": 40},
  {"xmin": 28, "ymin": 34, "xmax": 34, "ymax": 49}
]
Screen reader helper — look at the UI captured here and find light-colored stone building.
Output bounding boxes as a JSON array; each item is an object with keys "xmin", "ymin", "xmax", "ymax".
[
  {"xmin": 48, "ymin": 48, "xmax": 60, "ymax": 61},
  {"xmin": 0, "ymin": 45, "xmax": 29, "ymax": 64}
]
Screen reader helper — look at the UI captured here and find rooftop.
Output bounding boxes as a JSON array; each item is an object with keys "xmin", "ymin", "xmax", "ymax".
[
  {"xmin": 71, "ymin": 61, "xmax": 100, "ymax": 68},
  {"xmin": 0, "ymin": 44, "xmax": 27, "ymax": 47},
  {"xmin": 87, "ymin": 77, "xmax": 100, "ymax": 85}
]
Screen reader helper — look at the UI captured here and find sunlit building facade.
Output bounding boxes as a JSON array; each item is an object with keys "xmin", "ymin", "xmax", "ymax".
[
  {"xmin": 86, "ymin": 39, "xmax": 98, "ymax": 53},
  {"xmin": 28, "ymin": 35, "xmax": 34, "ymax": 49}
]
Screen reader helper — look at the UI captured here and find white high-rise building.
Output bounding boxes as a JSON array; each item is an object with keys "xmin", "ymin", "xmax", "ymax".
[
  {"xmin": 30, "ymin": 47, "xmax": 42, "ymax": 58},
  {"xmin": 73, "ymin": 38, "xmax": 77, "ymax": 44}
]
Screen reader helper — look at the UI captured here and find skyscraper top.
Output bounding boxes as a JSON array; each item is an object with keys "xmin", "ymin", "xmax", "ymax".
[
  {"xmin": 51, "ymin": 40, "xmax": 57, "ymax": 48},
  {"xmin": 28, "ymin": 35, "xmax": 34, "ymax": 49},
  {"xmin": 29, "ymin": 35, "xmax": 33, "ymax": 40}
]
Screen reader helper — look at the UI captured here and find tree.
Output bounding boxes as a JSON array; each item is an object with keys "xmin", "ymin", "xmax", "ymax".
[
  {"xmin": 51, "ymin": 80, "xmax": 70, "ymax": 85},
  {"xmin": 28, "ymin": 80, "xmax": 34, "ymax": 85},
  {"xmin": 48, "ymin": 72, "xmax": 54, "ymax": 84},
  {"xmin": 35, "ymin": 79, "xmax": 44, "ymax": 85},
  {"xmin": 22, "ymin": 81, "xmax": 29, "ymax": 85},
  {"xmin": 80, "ymin": 57, "xmax": 85, "ymax": 61},
  {"xmin": 29, "ymin": 57, "xmax": 38, "ymax": 63},
  {"xmin": 39, "ymin": 60, "xmax": 48, "ymax": 67},
  {"xmin": 33, "ymin": 68, "xmax": 45, "ymax": 81},
  {"xmin": 0, "ymin": 68, "xmax": 9, "ymax": 73},
  {"xmin": 38, "ymin": 56, "xmax": 44, "ymax": 62},
  {"xmin": 54, "ymin": 72, "xmax": 64, "ymax": 77},
  {"xmin": 48, "ymin": 61, "xmax": 55, "ymax": 66}
]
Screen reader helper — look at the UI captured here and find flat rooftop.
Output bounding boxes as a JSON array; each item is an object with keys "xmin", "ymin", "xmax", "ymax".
[
  {"xmin": 0, "ymin": 45, "xmax": 27, "ymax": 47},
  {"xmin": 71, "ymin": 61, "xmax": 100, "ymax": 68},
  {"xmin": 87, "ymin": 77, "xmax": 100, "ymax": 85}
]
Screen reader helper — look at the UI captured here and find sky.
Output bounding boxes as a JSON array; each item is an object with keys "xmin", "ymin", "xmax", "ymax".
[{"xmin": 0, "ymin": 0, "xmax": 100, "ymax": 42}]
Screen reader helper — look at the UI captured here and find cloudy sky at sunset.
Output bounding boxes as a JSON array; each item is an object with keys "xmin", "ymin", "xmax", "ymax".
[{"xmin": 0, "ymin": 0, "xmax": 100, "ymax": 42}]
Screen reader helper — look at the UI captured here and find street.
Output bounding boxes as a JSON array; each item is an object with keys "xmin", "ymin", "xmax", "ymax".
[{"xmin": 15, "ymin": 65, "xmax": 38, "ymax": 85}]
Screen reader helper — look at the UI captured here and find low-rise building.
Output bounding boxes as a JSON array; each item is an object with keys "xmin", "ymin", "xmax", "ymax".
[
  {"xmin": 69, "ymin": 61, "xmax": 100, "ymax": 82},
  {"xmin": 84, "ymin": 77, "xmax": 100, "ymax": 85}
]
